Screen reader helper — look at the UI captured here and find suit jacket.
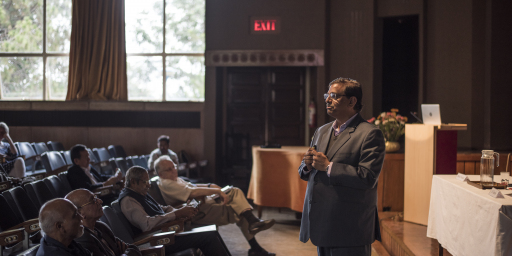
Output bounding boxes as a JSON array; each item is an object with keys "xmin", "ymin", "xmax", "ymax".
[
  {"xmin": 67, "ymin": 164, "xmax": 108, "ymax": 191},
  {"xmin": 75, "ymin": 221, "xmax": 141, "ymax": 256},
  {"xmin": 299, "ymin": 114, "xmax": 385, "ymax": 247},
  {"xmin": 36, "ymin": 235, "xmax": 91, "ymax": 256}
]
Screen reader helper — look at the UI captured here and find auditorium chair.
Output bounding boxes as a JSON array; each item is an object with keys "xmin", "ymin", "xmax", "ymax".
[
  {"xmin": 108, "ymin": 145, "xmax": 128, "ymax": 158},
  {"xmin": 15, "ymin": 244, "xmax": 40, "ymax": 256},
  {"xmin": 102, "ymin": 205, "xmax": 196, "ymax": 256},
  {"xmin": 4, "ymin": 187, "xmax": 39, "ymax": 222},
  {"xmin": 14, "ymin": 142, "xmax": 45, "ymax": 177},
  {"xmin": 87, "ymin": 148, "xmax": 102, "ymax": 171},
  {"xmin": 57, "ymin": 171, "xmax": 73, "ymax": 194},
  {"xmin": 23, "ymin": 180, "xmax": 55, "ymax": 209},
  {"xmin": 57, "ymin": 171, "xmax": 117, "ymax": 204},
  {"xmin": 0, "ymin": 194, "xmax": 41, "ymax": 255},
  {"xmin": 110, "ymin": 199, "xmax": 207, "ymax": 256},
  {"xmin": 93, "ymin": 147, "xmax": 115, "ymax": 175},
  {"xmin": 0, "ymin": 178, "xmax": 12, "ymax": 194},
  {"xmin": 133, "ymin": 155, "xmax": 149, "ymax": 169},
  {"xmin": 126, "ymin": 156, "xmax": 136, "ymax": 167},
  {"xmin": 110, "ymin": 157, "xmax": 130, "ymax": 175},
  {"xmin": 60, "ymin": 150, "xmax": 73, "ymax": 166},
  {"xmin": 40, "ymin": 151, "xmax": 68, "ymax": 176},
  {"xmin": 43, "ymin": 175, "xmax": 71, "ymax": 198},
  {"xmin": 46, "ymin": 141, "xmax": 65, "ymax": 152},
  {"xmin": 148, "ymin": 176, "xmax": 167, "ymax": 205},
  {"xmin": 30, "ymin": 143, "xmax": 49, "ymax": 156}
]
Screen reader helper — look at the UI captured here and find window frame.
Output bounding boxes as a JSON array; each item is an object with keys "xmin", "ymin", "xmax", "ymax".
[
  {"xmin": 0, "ymin": 0, "xmax": 70, "ymax": 101},
  {"xmin": 126, "ymin": 0, "xmax": 205, "ymax": 102}
]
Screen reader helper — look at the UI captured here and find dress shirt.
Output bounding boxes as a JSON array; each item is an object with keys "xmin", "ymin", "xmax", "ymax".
[
  {"xmin": 306, "ymin": 113, "xmax": 359, "ymax": 176},
  {"xmin": 120, "ymin": 191, "xmax": 176, "ymax": 232},
  {"xmin": 81, "ymin": 165, "xmax": 98, "ymax": 184}
]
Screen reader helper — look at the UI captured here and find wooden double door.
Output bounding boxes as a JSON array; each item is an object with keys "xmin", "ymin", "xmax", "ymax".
[{"xmin": 226, "ymin": 67, "xmax": 305, "ymax": 146}]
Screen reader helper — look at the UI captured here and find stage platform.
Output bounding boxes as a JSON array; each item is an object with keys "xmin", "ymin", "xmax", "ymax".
[{"xmin": 378, "ymin": 212, "xmax": 453, "ymax": 256}]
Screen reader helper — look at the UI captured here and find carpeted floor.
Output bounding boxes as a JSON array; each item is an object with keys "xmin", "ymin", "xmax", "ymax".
[{"xmin": 218, "ymin": 207, "xmax": 380, "ymax": 256}]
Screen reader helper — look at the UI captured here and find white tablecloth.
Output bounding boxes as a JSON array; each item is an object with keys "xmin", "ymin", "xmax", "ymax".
[{"xmin": 427, "ymin": 175, "xmax": 512, "ymax": 256}]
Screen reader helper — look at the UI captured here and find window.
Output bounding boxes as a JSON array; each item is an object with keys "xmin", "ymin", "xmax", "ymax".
[
  {"xmin": 125, "ymin": 0, "xmax": 205, "ymax": 102},
  {"xmin": 0, "ymin": 0, "xmax": 72, "ymax": 100}
]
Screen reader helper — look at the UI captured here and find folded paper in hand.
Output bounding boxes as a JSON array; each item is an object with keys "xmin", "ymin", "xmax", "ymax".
[{"xmin": 210, "ymin": 185, "xmax": 233, "ymax": 199}]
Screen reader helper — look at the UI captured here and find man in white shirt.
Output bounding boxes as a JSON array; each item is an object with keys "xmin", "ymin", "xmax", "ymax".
[
  {"xmin": 155, "ymin": 155, "xmax": 276, "ymax": 256},
  {"xmin": 147, "ymin": 135, "xmax": 179, "ymax": 172}
]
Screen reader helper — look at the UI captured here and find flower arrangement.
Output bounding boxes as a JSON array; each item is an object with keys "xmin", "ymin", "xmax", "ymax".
[{"xmin": 367, "ymin": 109, "xmax": 408, "ymax": 142}]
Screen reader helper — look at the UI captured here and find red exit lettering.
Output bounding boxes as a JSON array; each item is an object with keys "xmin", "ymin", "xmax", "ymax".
[{"xmin": 254, "ymin": 20, "xmax": 276, "ymax": 31}]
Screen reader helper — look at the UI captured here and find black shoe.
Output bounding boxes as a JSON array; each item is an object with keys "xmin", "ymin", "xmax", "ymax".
[
  {"xmin": 248, "ymin": 219, "xmax": 275, "ymax": 235},
  {"xmin": 248, "ymin": 248, "xmax": 276, "ymax": 256}
]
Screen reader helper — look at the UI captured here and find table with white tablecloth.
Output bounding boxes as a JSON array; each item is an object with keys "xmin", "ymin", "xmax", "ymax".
[{"xmin": 427, "ymin": 175, "xmax": 512, "ymax": 256}]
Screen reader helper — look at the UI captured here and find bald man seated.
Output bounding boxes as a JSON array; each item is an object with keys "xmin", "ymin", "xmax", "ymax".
[
  {"xmin": 66, "ymin": 189, "xmax": 142, "ymax": 256},
  {"xmin": 36, "ymin": 198, "xmax": 91, "ymax": 256},
  {"xmin": 119, "ymin": 166, "xmax": 232, "ymax": 255},
  {"xmin": 155, "ymin": 156, "xmax": 276, "ymax": 256}
]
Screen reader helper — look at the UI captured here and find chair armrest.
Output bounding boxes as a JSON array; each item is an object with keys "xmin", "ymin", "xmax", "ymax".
[
  {"xmin": 133, "ymin": 231, "xmax": 175, "ymax": 247},
  {"xmin": 134, "ymin": 220, "xmax": 184, "ymax": 240},
  {"xmin": 24, "ymin": 155, "xmax": 38, "ymax": 162},
  {"xmin": 140, "ymin": 245, "xmax": 165, "ymax": 256},
  {"xmin": 0, "ymin": 181, "xmax": 12, "ymax": 193},
  {"xmin": 0, "ymin": 228, "xmax": 25, "ymax": 247},
  {"xmin": 9, "ymin": 218, "xmax": 41, "ymax": 234},
  {"xmin": 47, "ymin": 165, "xmax": 69, "ymax": 176},
  {"xmin": 158, "ymin": 219, "xmax": 184, "ymax": 233},
  {"xmin": 99, "ymin": 160, "xmax": 110, "ymax": 167},
  {"xmin": 93, "ymin": 185, "xmax": 114, "ymax": 197},
  {"xmin": 29, "ymin": 173, "xmax": 46, "ymax": 180}
]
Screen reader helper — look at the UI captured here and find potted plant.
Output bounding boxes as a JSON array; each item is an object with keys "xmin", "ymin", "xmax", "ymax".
[{"xmin": 367, "ymin": 109, "xmax": 407, "ymax": 152}]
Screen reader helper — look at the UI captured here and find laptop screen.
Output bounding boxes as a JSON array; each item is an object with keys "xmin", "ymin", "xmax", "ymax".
[{"xmin": 421, "ymin": 104, "xmax": 441, "ymax": 125}]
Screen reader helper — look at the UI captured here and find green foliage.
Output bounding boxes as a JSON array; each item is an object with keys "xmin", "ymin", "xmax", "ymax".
[
  {"xmin": 0, "ymin": 0, "xmax": 70, "ymax": 100},
  {"xmin": 126, "ymin": 0, "xmax": 205, "ymax": 101}
]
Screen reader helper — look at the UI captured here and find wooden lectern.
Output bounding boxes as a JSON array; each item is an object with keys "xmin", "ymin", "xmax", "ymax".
[{"xmin": 404, "ymin": 124, "xmax": 467, "ymax": 225}]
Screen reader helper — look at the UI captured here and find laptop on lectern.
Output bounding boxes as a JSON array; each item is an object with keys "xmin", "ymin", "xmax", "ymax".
[{"xmin": 421, "ymin": 104, "xmax": 442, "ymax": 125}]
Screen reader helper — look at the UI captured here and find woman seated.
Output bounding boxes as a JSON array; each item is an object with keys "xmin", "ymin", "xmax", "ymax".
[{"xmin": 0, "ymin": 122, "xmax": 26, "ymax": 178}]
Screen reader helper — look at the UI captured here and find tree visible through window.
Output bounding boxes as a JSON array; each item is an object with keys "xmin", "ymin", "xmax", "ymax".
[
  {"xmin": 0, "ymin": 0, "xmax": 71, "ymax": 100},
  {"xmin": 125, "ymin": 0, "xmax": 205, "ymax": 102}
]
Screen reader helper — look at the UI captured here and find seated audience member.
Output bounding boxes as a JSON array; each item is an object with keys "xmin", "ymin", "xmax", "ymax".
[
  {"xmin": 148, "ymin": 135, "xmax": 179, "ymax": 172},
  {"xmin": 155, "ymin": 156, "xmax": 276, "ymax": 256},
  {"xmin": 119, "ymin": 166, "xmax": 232, "ymax": 255},
  {"xmin": 67, "ymin": 144, "xmax": 123, "ymax": 191},
  {"xmin": 66, "ymin": 189, "xmax": 142, "ymax": 256},
  {"xmin": 0, "ymin": 122, "xmax": 26, "ymax": 178},
  {"xmin": 37, "ymin": 198, "xmax": 90, "ymax": 256}
]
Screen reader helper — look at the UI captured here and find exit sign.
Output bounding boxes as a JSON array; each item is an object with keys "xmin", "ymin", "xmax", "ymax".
[{"xmin": 250, "ymin": 16, "xmax": 281, "ymax": 34}]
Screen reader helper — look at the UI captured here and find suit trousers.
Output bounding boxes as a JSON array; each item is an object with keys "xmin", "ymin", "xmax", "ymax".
[
  {"xmin": 193, "ymin": 187, "xmax": 254, "ymax": 241},
  {"xmin": 317, "ymin": 244, "xmax": 371, "ymax": 256}
]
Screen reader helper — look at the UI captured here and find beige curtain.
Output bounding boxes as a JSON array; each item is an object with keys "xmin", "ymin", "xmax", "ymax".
[{"xmin": 66, "ymin": 0, "xmax": 127, "ymax": 101}]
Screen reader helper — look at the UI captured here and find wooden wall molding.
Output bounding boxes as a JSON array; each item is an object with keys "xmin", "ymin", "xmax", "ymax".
[{"xmin": 205, "ymin": 49, "xmax": 324, "ymax": 67}]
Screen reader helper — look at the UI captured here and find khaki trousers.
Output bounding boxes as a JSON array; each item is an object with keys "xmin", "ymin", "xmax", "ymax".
[{"xmin": 193, "ymin": 187, "xmax": 254, "ymax": 240}]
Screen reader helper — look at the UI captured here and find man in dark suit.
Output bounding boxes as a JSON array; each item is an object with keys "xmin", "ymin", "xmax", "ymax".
[
  {"xmin": 299, "ymin": 77, "xmax": 386, "ymax": 256},
  {"xmin": 67, "ymin": 144, "xmax": 122, "ymax": 191},
  {"xmin": 67, "ymin": 144, "xmax": 122, "ymax": 205}
]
